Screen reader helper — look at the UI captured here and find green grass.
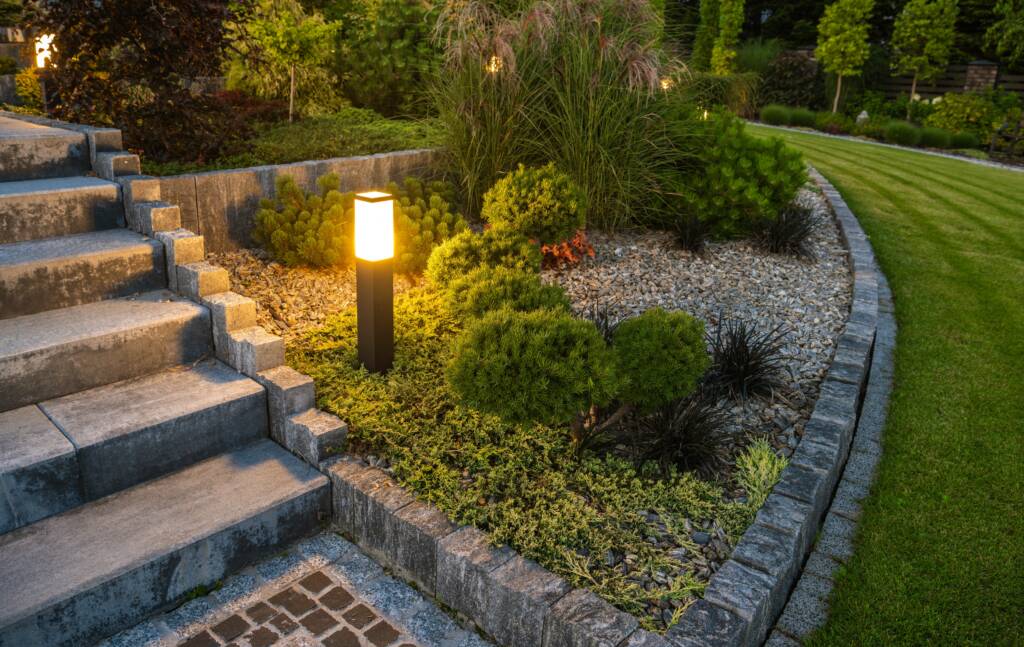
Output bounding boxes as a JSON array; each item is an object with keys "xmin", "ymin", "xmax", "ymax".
[
  {"xmin": 141, "ymin": 107, "xmax": 443, "ymax": 176},
  {"xmin": 749, "ymin": 125, "xmax": 1024, "ymax": 646}
]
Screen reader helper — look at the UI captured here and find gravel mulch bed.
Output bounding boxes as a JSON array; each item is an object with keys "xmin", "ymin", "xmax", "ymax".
[{"xmin": 209, "ymin": 186, "xmax": 851, "ymax": 630}]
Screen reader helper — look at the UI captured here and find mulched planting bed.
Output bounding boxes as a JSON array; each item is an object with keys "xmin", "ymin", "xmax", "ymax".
[{"xmin": 214, "ymin": 185, "xmax": 851, "ymax": 632}]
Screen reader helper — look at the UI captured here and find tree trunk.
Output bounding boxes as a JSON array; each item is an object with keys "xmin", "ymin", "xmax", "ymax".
[
  {"xmin": 289, "ymin": 64, "xmax": 296, "ymax": 123},
  {"xmin": 832, "ymin": 74, "xmax": 843, "ymax": 114},
  {"xmin": 907, "ymin": 74, "xmax": 918, "ymax": 120}
]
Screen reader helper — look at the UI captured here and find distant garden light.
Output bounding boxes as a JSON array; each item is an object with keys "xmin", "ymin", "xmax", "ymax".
[
  {"xmin": 354, "ymin": 191, "xmax": 395, "ymax": 373},
  {"xmin": 660, "ymin": 77, "xmax": 674, "ymax": 91},
  {"xmin": 35, "ymin": 33, "xmax": 55, "ymax": 69},
  {"xmin": 485, "ymin": 55, "xmax": 503, "ymax": 74}
]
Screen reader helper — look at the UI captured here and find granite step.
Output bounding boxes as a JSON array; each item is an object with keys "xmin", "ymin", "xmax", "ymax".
[
  {"xmin": 38, "ymin": 359, "xmax": 267, "ymax": 503},
  {"xmin": 0, "ymin": 291, "xmax": 212, "ymax": 413},
  {"xmin": 0, "ymin": 175, "xmax": 122, "ymax": 244},
  {"xmin": 0, "ymin": 115, "xmax": 89, "ymax": 183},
  {"xmin": 0, "ymin": 439, "xmax": 330, "ymax": 647},
  {"xmin": 0, "ymin": 228, "xmax": 166, "ymax": 319}
]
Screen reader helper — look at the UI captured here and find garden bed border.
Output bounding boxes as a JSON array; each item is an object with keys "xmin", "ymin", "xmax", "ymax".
[{"xmin": 321, "ymin": 166, "xmax": 891, "ymax": 647}]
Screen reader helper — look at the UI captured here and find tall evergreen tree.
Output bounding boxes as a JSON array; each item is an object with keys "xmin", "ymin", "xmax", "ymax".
[
  {"xmin": 711, "ymin": 0, "xmax": 745, "ymax": 73},
  {"xmin": 692, "ymin": 0, "xmax": 719, "ymax": 70}
]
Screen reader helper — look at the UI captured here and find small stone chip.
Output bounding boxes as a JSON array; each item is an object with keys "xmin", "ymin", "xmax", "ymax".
[
  {"xmin": 246, "ymin": 601, "xmax": 277, "ymax": 623},
  {"xmin": 364, "ymin": 620, "xmax": 401, "ymax": 647},
  {"xmin": 299, "ymin": 570, "xmax": 333, "ymax": 594},
  {"xmin": 323, "ymin": 626, "xmax": 362, "ymax": 647},
  {"xmin": 299, "ymin": 608, "xmax": 339, "ymax": 635},
  {"xmin": 268, "ymin": 587, "xmax": 316, "ymax": 616},
  {"xmin": 269, "ymin": 612, "xmax": 299, "ymax": 636},
  {"xmin": 210, "ymin": 614, "xmax": 250, "ymax": 641},
  {"xmin": 244, "ymin": 626, "xmax": 279, "ymax": 647},
  {"xmin": 342, "ymin": 603, "xmax": 378, "ymax": 629},
  {"xmin": 180, "ymin": 630, "xmax": 219, "ymax": 647},
  {"xmin": 320, "ymin": 585, "xmax": 355, "ymax": 611}
]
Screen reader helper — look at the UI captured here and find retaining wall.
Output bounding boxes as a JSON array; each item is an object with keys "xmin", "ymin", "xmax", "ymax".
[{"xmin": 120, "ymin": 149, "xmax": 441, "ymax": 253}]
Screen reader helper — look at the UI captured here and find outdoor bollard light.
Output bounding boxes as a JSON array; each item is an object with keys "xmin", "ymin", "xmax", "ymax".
[
  {"xmin": 354, "ymin": 191, "xmax": 395, "ymax": 373},
  {"xmin": 35, "ymin": 33, "xmax": 55, "ymax": 113}
]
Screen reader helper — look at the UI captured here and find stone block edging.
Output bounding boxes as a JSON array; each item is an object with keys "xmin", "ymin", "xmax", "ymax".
[{"xmin": 323, "ymin": 165, "xmax": 890, "ymax": 647}]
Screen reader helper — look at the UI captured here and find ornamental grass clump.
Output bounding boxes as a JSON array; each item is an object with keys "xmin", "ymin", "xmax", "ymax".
[
  {"xmin": 918, "ymin": 126, "xmax": 952, "ymax": 149},
  {"xmin": 760, "ymin": 104, "xmax": 792, "ymax": 126},
  {"xmin": 884, "ymin": 120, "xmax": 922, "ymax": 146},
  {"xmin": 447, "ymin": 308, "xmax": 618, "ymax": 427},
  {"xmin": 754, "ymin": 203, "xmax": 818, "ymax": 258},
  {"xmin": 707, "ymin": 319, "xmax": 789, "ymax": 400},
  {"xmin": 789, "ymin": 107, "xmax": 817, "ymax": 128},
  {"xmin": 611, "ymin": 308, "xmax": 710, "ymax": 413},
  {"xmin": 425, "ymin": 227, "xmax": 542, "ymax": 288},
  {"xmin": 444, "ymin": 266, "xmax": 570, "ymax": 320},
  {"xmin": 633, "ymin": 389, "xmax": 732, "ymax": 478},
  {"xmin": 482, "ymin": 163, "xmax": 586, "ymax": 245}
]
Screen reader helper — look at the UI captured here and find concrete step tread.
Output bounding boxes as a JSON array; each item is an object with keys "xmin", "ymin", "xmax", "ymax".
[
  {"xmin": 0, "ymin": 116, "xmax": 85, "ymax": 142},
  {"xmin": 0, "ymin": 175, "xmax": 117, "ymax": 197},
  {"xmin": 0, "ymin": 439, "xmax": 329, "ymax": 628},
  {"xmin": 0, "ymin": 291, "xmax": 202, "ymax": 359},
  {"xmin": 0, "ymin": 228, "xmax": 158, "ymax": 266},
  {"xmin": 0, "ymin": 405, "xmax": 73, "ymax": 474},
  {"xmin": 39, "ymin": 359, "xmax": 262, "ymax": 450}
]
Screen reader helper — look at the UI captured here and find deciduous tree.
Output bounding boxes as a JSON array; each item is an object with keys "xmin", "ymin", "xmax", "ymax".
[
  {"xmin": 987, "ymin": 0, "xmax": 1024, "ymax": 65},
  {"xmin": 891, "ymin": 0, "xmax": 958, "ymax": 118},
  {"xmin": 816, "ymin": 0, "xmax": 875, "ymax": 113}
]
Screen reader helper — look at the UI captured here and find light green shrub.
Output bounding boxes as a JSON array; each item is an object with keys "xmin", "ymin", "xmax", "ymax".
[
  {"xmin": 447, "ymin": 308, "xmax": 618, "ymax": 426},
  {"xmin": 612, "ymin": 308, "xmax": 710, "ymax": 412},
  {"xmin": 445, "ymin": 266, "xmax": 570, "ymax": 320},
  {"xmin": 481, "ymin": 163, "xmax": 586, "ymax": 245},
  {"xmin": 425, "ymin": 227, "xmax": 542, "ymax": 288},
  {"xmin": 686, "ymin": 111, "xmax": 807, "ymax": 238},
  {"xmin": 15, "ymin": 67, "xmax": 41, "ymax": 110},
  {"xmin": 924, "ymin": 90, "xmax": 1022, "ymax": 142}
]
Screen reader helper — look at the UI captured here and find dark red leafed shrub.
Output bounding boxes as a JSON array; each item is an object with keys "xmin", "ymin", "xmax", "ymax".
[
  {"xmin": 214, "ymin": 90, "xmax": 288, "ymax": 125},
  {"xmin": 541, "ymin": 230, "xmax": 595, "ymax": 269}
]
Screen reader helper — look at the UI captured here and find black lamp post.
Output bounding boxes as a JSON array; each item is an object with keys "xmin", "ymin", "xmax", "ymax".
[{"xmin": 354, "ymin": 191, "xmax": 395, "ymax": 373}]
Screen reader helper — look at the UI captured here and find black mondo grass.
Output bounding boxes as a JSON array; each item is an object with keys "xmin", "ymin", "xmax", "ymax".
[
  {"xmin": 634, "ymin": 389, "xmax": 732, "ymax": 478},
  {"xmin": 707, "ymin": 319, "xmax": 789, "ymax": 400},
  {"xmin": 755, "ymin": 203, "xmax": 817, "ymax": 258}
]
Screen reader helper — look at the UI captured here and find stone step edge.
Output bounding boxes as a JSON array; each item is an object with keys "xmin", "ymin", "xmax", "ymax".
[
  {"xmin": 120, "ymin": 177, "xmax": 348, "ymax": 470},
  {"xmin": 0, "ymin": 110, "xmax": 130, "ymax": 176}
]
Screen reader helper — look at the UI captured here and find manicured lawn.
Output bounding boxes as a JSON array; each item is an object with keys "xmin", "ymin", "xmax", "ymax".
[{"xmin": 749, "ymin": 125, "xmax": 1024, "ymax": 645}]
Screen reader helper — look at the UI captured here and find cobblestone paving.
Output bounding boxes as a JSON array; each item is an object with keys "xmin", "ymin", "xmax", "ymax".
[{"xmin": 100, "ymin": 532, "xmax": 491, "ymax": 647}]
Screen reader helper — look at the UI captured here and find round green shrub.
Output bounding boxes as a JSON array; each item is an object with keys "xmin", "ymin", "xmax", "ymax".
[
  {"xmin": 950, "ymin": 131, "xmax": 980, "ymax": 149},
  {"xmin": 918, "ymin": 127, "xmax": 952, "ymax": 149},
  {"xmin": 884, "ymin": 121, "xmax": 922, "ymax": 147},
  {"xmin": 760, "ymin": 104, "xmax": 792, "ymax": 126},
  {"xmin": 814, "ymin": 111, "xmax": 853, "ymax": 134},
  {"xmin": 789, "ymin": 107, "xmax": 816, "ymax": 128},
  {"xmin": 612, "ymin": 308, "xmax": 710, "ymax": 412},
  {"xmin": 445, "ymin": 266, "xmax": 570, "ymax": 320},
  {"xmin": 0, "ymin": 56, "xmax": 17, "ymax": 76},
  {"xmin": 425, "ymin": 227, "xmax": 542, "ymax": 288},
  {"xmin": 481, "ymin": 163, "xmax": 586, "ymax": 245},
  {"xmin": 447, "ymin": 308, "xmax": 618, "ymax": 426}
]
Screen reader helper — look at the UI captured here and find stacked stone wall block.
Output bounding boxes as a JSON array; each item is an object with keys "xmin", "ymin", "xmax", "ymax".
[
  {"xmin": 95, "ymin": 151, "xmax": 140, "ymax": 181},
  {"xmin": 118, "ymin": 175, "xmax": 161, "ymax": 224},
  {"xmin": 176, "ymin": 261, "xmax": 230, "ymax": 300},
  {"xmin": 256, "ymin": 366, "xmax": 316, "ymax": 444},
  {"xmin": 132, "ymin": 201, "xmax": 181, "ymax": 236},
  {"xmin": 218, "ymin": 326, "xmax": 285, "ymax": 377},
  {"xmin": 154, "ymin": 229, "xmax": 204, "ymax": 292},
  {"xmin": 542, "ymin": 588, "xmax": 639, "ymax": 647},
  {"xmin": 283, "ymin": 409, "xmax": 348, "ymax": 467}
]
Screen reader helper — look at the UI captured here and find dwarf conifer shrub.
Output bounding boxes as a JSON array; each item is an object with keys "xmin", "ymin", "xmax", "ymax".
[
  {"xmin": 884, "ymin": 120, "xmax": 922, "ymax": 146},
  {"xmin": 688, "ymin": 112, "xmax": 807, "ymax": 238},
  {"xmin": 447, "ymin": 308, "xmax": 618, "ymax": 426},
  {"xmin": 254, "ymin": 173, "xmax": 350, "ymax": 267},
  {"xmin": 760, "ymin": 104, "xmax": 792, "ymax": 126},
  {"xmin": 481, "ymin": 163, "xmax": 586, "ymax": 245},
  {"xmin": 612, "ymin": 308, "xmax": 710, "ymax": 412},
  {"xmin": 918, "ymin": 127, "xmax": 952, "ymax": 149},
  {"xmin": 425, "ymin": 227, "xmax": 542, "ymax": 288},
  {"xmin": 254, "ymin": 174, "xmax": 464, "ymax": 270},
  {"xmin": 391, "ymin": 177, "xmax": 469, "ymax": 273},
  {"xmin": 445, "ymin": 266, "xmax": 570, "ymax": 320}
]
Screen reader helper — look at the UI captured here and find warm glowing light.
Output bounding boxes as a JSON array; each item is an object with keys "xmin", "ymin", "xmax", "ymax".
[
  {"xmin": 660, "ymin": 77, "xmax": 674, "ymax": 91},
  {"xmin": 702, "ymin": 109, "xmax": 709, "ymax": 120},
  {"xmin": 35, "ymin": 33, "xmax": 55, "ymax": 69},
  {"xmin": 354, "ymin": 192, "xmax": 394, "ymax": 262},
  {"xmin": 485, "ymin": 55, "xmax": 503, "ymax": 74}
]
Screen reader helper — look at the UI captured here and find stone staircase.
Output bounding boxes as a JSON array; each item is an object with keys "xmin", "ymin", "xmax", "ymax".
[{"xmin": 0, "ymin": 115, "xmax": 346, "ymax": 646}]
